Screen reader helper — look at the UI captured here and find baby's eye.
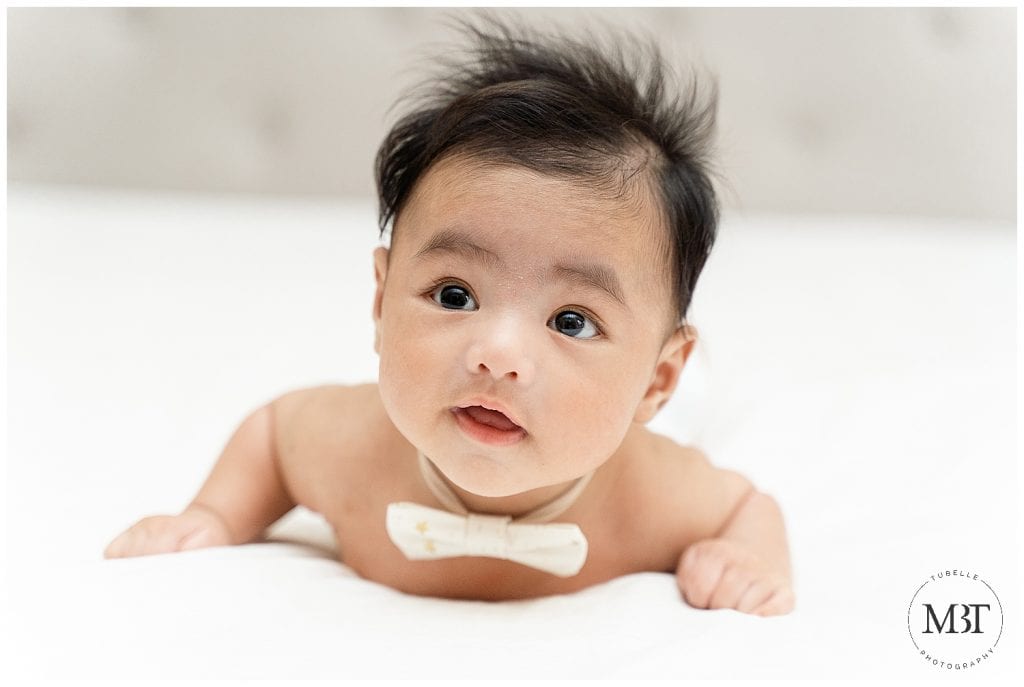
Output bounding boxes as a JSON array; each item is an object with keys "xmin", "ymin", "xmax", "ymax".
[
  {"xmin": 550, "ymin": 310, "xmax": 600, "ymax": 339},
  {"xmin": 431, "ymin": 283, "xmax": 477, "ymax": 311}
]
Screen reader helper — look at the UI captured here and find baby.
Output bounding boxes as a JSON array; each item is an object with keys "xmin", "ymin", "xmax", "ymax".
[{"xmin": 105, "ymin": 17, "xmax": 794, "ymax": 615}]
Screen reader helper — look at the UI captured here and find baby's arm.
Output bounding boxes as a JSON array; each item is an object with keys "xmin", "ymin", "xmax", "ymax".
[
  {"xmin": 104, "ymin": 402, "xmax": 296, "ymax": 558},
  {"xmin": 674, "ymin": 459, "xmax": 794, "ymax": 616}
]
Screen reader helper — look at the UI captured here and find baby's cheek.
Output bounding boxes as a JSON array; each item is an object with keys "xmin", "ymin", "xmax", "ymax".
[
  {"xmin": 380, "ymin": 326, "xmax": 440, "ymax": 385},
  {"xmin": 544, "ymin": 377, "xmax": 633, "ymax": 457},
  {"xmin": 378, "ymin": 350, "xmax": 428, "ymax": 430},
  {"xmin": 595, "ymin": 362, "xmax": 647, "ymax": 423}
]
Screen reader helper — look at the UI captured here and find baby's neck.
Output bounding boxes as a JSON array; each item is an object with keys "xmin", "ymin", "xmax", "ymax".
[
  {"xmin": 422, "ymin": 454, "xmax": 601, "ymax": 521},
  {"xmin": 444, "ymin": 475, "xmax": 582, "ymax": 519}
]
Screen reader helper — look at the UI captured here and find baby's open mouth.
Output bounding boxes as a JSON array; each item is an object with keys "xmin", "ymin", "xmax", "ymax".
[
  {"xmin": 451, "ymin": 404, "xmax": 526, "ymax": 446},
  {"xmin": 461, "ymin": 405, "xmax": 520, "ymax": 431}
]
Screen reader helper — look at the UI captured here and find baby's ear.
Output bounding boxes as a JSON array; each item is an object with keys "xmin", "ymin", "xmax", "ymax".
[
  {"xmin": 633, "ymin": 324, "xmax": 698, "ymax": 424},
  {"xmin": 372, "ymin": 247, "xmax": 389, "ymax": 354}
]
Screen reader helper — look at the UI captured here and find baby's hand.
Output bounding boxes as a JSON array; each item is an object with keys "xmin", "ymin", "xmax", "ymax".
[
  {"xmin": 676, "ymin": 538, "xmax": 794, "ymax": 616},
  {"xmin": 103, "ymin": 504, "xmax": 233, "ymax": 559}
]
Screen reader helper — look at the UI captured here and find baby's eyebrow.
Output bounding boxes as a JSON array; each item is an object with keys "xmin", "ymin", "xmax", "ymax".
[
  {"xmin": 413, "ymin": 228, "xmax": 626, "ymax": 307},
  {"xmin": 551, "ymin": 261, "xmax": 626, "ymax": 307},
  {"xmin": 413, "ymin": 228, "xmax": 504, "ymax": 269}
]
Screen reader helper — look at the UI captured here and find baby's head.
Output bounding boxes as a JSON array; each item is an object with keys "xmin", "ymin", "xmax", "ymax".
[{"xmin": 370, "ymin": 16, "xmax": 719, "ymax": 497}]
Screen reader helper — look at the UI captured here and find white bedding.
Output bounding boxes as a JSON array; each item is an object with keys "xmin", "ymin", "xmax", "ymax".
[{"xmin": 4, "ymin": 184, "xmax": 1019, "ymax": 679}]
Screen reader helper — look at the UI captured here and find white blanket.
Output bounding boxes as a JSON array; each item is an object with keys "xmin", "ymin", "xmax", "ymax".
[{"xmin": 4, "ymin": 185, "xmax": 1018, "ymax": 679}]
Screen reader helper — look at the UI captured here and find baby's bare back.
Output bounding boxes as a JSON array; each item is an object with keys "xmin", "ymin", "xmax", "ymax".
[{"xmin": 271, "ymin": 384, "xmax": 745, "ymax": 600}]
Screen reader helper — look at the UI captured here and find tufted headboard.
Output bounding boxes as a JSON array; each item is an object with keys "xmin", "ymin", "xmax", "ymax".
[{"xmin": 6, "ymin": 7, "xmax": 1015, "ymax": 221}]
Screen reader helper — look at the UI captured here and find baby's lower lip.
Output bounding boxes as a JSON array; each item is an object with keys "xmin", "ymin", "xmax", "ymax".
[{"xmin": 451, "ymin": 407, "xmax": 527, "ymax": 447}]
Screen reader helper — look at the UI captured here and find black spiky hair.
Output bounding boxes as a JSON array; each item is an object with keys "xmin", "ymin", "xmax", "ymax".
[{"xmin": 374, "ymin": 12, "xmax": 720, "ymax": 327}]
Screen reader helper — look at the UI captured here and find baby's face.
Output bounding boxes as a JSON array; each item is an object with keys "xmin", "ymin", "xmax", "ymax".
[{"xmin": 373, "ymin": 155, "xmax": 694, "ymax": 497}]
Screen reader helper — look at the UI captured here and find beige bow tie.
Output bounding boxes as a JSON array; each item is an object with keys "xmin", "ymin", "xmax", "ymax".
[{"xmin": 385, "ymin": 453, "xmax": 592, "ymax": 578}]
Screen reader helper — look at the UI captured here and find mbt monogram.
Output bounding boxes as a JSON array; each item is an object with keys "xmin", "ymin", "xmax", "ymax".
[
  {"xmin": 907, "ymin": 569, "xmax": 1003, "ymax": 672},
  {"xmin": 923, "ymin": 603, "xmax": 991, "ymax": 634}
]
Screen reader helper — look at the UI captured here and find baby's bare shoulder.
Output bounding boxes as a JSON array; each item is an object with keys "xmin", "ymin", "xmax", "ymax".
[
  {"xmin": 269, "ymin": 383, "xmax": 395, "ymax": 514},
  {"xmin": 621, "ymin": 427, "xmax": 755, "ymax": 546},
  {"xmin": 271, "ymin": 383, "xmax": 381, "ymax": 445}
]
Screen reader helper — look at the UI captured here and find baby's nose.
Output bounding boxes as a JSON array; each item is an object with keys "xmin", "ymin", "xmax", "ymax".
[{"xmin": 465, "ymin": 323, "xmax": 535, "ymax": 385}]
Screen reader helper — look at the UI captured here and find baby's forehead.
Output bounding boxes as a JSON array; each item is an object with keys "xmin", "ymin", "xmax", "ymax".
[{"xmin": 396, "ymin": 157, "xmax": 669, "ymax": 265}]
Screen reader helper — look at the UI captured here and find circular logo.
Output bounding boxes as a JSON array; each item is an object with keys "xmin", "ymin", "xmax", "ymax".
[{"xmin": 907, "ymin": 569, "xmax": 1003, "ymax": 671}]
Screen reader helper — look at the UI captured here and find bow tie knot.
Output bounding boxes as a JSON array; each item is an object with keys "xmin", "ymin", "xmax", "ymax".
[
  {"xmin": 463, "ymin": 513, "xmax": 513, "ymax": 557},
  {"xmin": 384, "ymin": 453, "xmax": 593, "ymax": 578},
  {"xmin": 386, "ymin": 502, "xmax": 588, "ymax": 577}
]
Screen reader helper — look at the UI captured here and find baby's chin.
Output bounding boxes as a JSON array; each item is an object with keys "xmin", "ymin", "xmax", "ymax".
[
  {"xmin": 424, "ymin": 445, "xmax": 560, "ymax": 496},
  {"xmin": 429, "ymin": 452, "xmax": 524, "ymax": 494}
]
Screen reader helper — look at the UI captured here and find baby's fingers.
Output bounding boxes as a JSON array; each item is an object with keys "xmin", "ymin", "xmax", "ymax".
[
  {"xmin": 708, "ymin": 564, "xmax": 759, "ymax": 610},
  {"xmin": 752, "ymin": 585, "xmax": 796, "ymax": 617},
  {"xmin": 103, "ymin": 528, "xmax": 133, "ymax": 558},
  {"xmin": 103, "ymin": 516, "xmax": 192, "ymax": 558},
  {"xmin": 735, "ymin": 578, "xmax": 777, "ymax": 614},
  {"xmin": 677, "ymin": 543, "xmax": 728, "ymax": 608}
]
